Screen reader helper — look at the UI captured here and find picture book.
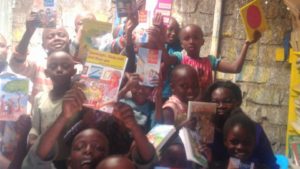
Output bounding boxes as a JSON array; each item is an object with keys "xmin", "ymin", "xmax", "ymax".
[
  {"xmin": 187, "ymin": 101, "xmax": 217, "ymax": 144},
  {"xmin": 136, "ymin": 48, "xmax": 162, "ymax": 87},
  {"xmin": 179, "ymin": 127, "xmax": 208, "ymax": 168},
  {"xmin": 239, "ymin": 0, "xmax": 268, "ymax": 41},
  {"xmin": 147, "ymin": 124, "xmax": 176, "ymax": 152},
  {"xmin": 116, "ymin": 0, "xmax": 137, "ymax": 17},
  {"xmin": 146, "ymin": 0, "xmax": 173, "ymax": 25},
  {"xmin": 227, "ymin": 157, "xmax": 255, "ymax": 169},
  {"xmin": 291, "ymin": 142, "xmax": 300, "ymax": 166},
  {"xmin": 0, "ymin": 73, "xmax": 29, "ymax": 121},
  {"xmin": 32, "ymin": 0, "xmax": 57, "ymax": 28},
  {"xmin": 81, "ymin": 48, "xmax": 127, "ymax": 113}
]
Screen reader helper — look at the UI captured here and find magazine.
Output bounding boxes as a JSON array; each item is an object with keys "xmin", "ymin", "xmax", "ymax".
[
  {"xmin": 147, "ymin": 124, "xmax": 176, "ymax": 152},
  {"xmin": 0, "ymin": 73, "xmax": 29, "ymax": 121},
  {"xmin": 187, "ymin": 101, "xmax": 217, "ymax": 144},
  {"xmin": 136, "ymin": 48, "xmax": 162, "ymax": 87},
  {"xmin": 179, "ymin": 127, "xmax": 208, "ymax": 167},
  {"xmin": 146, "ymin": 0, "xmax": 173, "ymax": 25},
  {"xmin": 227, "ymin": 157, "xmax": 255, "ymax": 169},
  {"xmin": 239, "ymin": 0, "xmax": 268, "ymax": 41},
  {"xmin": 32, "ymin": 0, "xmax": 57, "ymax": 28},
  {"xmin": 116, "ymin": 0, "xmax": 137, "ymax": 17},
  {"xmin": 81, "ymin": 48, "xmax": 127, "ymax": 113}
]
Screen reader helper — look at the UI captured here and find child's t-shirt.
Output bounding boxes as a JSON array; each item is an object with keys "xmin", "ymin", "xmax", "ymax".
[{"xmin": 162, "ymin": 95, "xmax": 187, "ymax": 126}]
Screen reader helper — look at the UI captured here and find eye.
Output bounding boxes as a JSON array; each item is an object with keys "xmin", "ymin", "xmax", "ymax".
[
  {"xmin": 46, "ymin": 34, "xmax": 55, "ymax": 39},
  {"xmin": 230, "ymin": 139, "xmax": 240, "ymax": 145},
  {"xmin": 73, "ymin": 142, "xmax": 85, "ymax": 151},
  {"xmin": 62, "ymin": 63, "xmax": 71, "ymax": 69},
  {"xmin": 91, "ymin": 143, "xmax": 106, "ymax": 152},
  {"xmin": 48, "ymin": 63, "xmax": 57, "ymax": 70},
  {"xmin": 58, "ymin": 32, "xmax": 66, "ymax": 38}
]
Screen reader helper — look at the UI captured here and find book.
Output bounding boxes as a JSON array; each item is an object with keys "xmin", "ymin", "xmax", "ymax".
[
  {"xmin": 147, "ymin": 124, "xmax": 176, "ymax": 152},
  {"xmin": 0, "ymin": 73, "xmax": 29, "ymax": 121},
  {"xmin": 179, "ymin": 127, "xmax": 208, "ymax": 168},
  {"xmin": 146, "ymin": 0, "xmax": 173, "ymax": 25},
  {"xmin": 136, "ymin": 48, "xmax": 162, "ymax": 87},
  {"xmin": 239, "ymin": 0, "xmax": 267, "ymax": 41},
  {"xmin": 116, "ymin": 0, "xmax": 137, "ymax": 17},
  {"xmin": 227, "ymin": 157, "xmax": 255, "ymax": 169},
  {"xmin": 187, "ymin": 101, "xmax": 217, "ymax": 144},
  {"xmin": 32, "ymin": 0, "xmax": 57, "ymax": 28},
  {"xmin": 291, "ymin": 142, "xmax": 300, "ymax": 166},
  {"xmin": 81, "ymin": 48, "xmax": 127, "ymax": 113}
]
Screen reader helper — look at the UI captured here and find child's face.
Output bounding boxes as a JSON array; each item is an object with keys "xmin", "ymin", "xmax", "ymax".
[
  {"xmin": 69, "ymin": 129, "xmax": 109, "ymax": 169},
  {"xmin": 211, "ymin": 87, "xmax": 238, "ymax": 120},
  {"xmin": 96, "ymin": 156, "xmax": 136, "ymax": 169},
  {"xmin": 180, "ymin": 25, "xmax": 204, "ymax": 57},
  {"xmin": 42, "ymin": 28, "xmax": 69, "ymax": 53},
  {"xmin": 131, "ymin": 84, "xmax": 153, "ymax": 105},
  {"xmin": 45, "ymin": 51, "xmax": 75, "ymax": 86},
  {"xmin": 159, "ymin": 144, "xmax": 187, "ymax": 168},
  {"xmin": 0, "ymin": 36, "xmax": 8, "ymax": 62},
  {"xmin": 166, "ymin": 19, "xmax": 180, "ymax": 44},
  {"xmin": 171, "ymin": 68, "xmax": 199, "ymax": 103},
  {"xmin": 224, "ymin": 125, "xmax": 255, "ymax": 161}
]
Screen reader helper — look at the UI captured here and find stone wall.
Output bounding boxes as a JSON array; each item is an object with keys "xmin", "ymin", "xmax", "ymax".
[
  {"xmin": 11, "ymin": 0, "xmax": 292, "ymax": 153},
  {"xmin": 172, "ymin": 0, "xmax": 291, "ymax": 153}
]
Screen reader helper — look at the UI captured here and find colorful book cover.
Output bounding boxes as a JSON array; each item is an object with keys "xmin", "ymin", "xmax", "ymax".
[
  {"xmin": 116, "ymin": 0, "xmax": 137, "ymax": 17},
  {"xmin": 81, "ymin": 48, "xmax": 127, "ymax": 113},
  {"xmin": 187, "ymin": 101, "xmax": 217, "ymax": 144},
  {"xmin": 32, "ymin": 0, "xmax": 57, "ymax": 28},
  {"xmin": 136, "ymin": 48, "xmax": 162, "ymax": 87},
  {"xmin": 179, "ymin": 127, "xmax": 208, "ymax": 167},
  {"xmin": 239, "ymin": 0, "xmax": 268, "ymax": 41},
  {"xmin": 146, "ymin": 0, "xmax": 173, "ymax": 25},
  {"xmin": 147, "ymin": 124, "xmax": 176, "ymax": 151},
  {"xmin": 291, "ymin": 142, "xmax": 300, "ymax": 166},
  {"xmin": 0, "ymin": 73, "xmax": 29, "ymax": 121},
  {"xmin": 227, "ymin": 157, "xmax": 255, "ymax": 169}
]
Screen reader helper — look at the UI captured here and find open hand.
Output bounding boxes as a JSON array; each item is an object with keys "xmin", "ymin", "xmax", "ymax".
[
  {"xmin": 246, "ymin": 31, "xmax": 261, "ymax": 45},
  {"xmin": 112, "ymin": 102, "xmax": 138, "ymax": 130}
]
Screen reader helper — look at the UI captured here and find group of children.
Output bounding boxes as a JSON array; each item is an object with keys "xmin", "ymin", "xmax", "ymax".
[{"xmin": 0, "ymin": 1, "xmax": 280, "ymax": 168}]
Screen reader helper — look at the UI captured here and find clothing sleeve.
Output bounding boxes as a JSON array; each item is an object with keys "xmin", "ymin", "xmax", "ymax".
[
  {"xmin": 131, "ymin": 148, "xmax": 158, "ymax": 169},
  {"xmin": 254, "ymin": 124, "xmax": 279, "ymax": 169},
  {"xmin": 21, "ymin": 137, "xmax": 57, "ymax": 169},
  {"xmin": 29, "ymin": 93, "xmax": 42, "ymax": 137},
  {"xmin": 207, "ymin": 55, "xmax": 221, "ymax": 71}
]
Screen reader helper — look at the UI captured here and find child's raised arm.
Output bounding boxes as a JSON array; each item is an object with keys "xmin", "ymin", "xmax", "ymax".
[
  {"xmin": 217, "ymin": 31, "xmax": 261, "ymax": 73},
  {"xmin": 112, "ymin": 102, "xmax": 156, "ymax": 163},
  {"xmin": 118, "ymin": 73, "xmax": 141, "ymax": 99},
  {"xmin": 36, "ymin": 86, "xmax": 86, "ymax": 160}
]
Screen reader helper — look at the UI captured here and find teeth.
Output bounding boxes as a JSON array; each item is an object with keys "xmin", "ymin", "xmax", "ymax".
[{"xmin": 81, "ymin": 159, "xmax": 92, "ymax": 166}]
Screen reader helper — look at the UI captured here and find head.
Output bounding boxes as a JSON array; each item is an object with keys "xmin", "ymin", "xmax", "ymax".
[
  {"xmin": 180, "ymin": 24, "xmax": 204, "ymax": 57},
  {"xmin": 159, "ymin": 143, "xmax": 187, "ymax": 168},
  {"xmin": 0, "ymin": 34, "xmax": 8, "ymax": 63},
  {"xmin": 131, "ymin": 83, "xmax": 153, "ymax": 105},
  {"xmin": 166, "ymin": 17, "xmax": 180, "ymax": 44},
  {"xmin": 45, "ymin": 51, "xmax": 76, "ymax": 86},
  {"xmin": 96, "ymin": 156, "xmax": 136, "ymax": 169},
  {"xmin": 69, "ymin": 128, "xmax": 109, "ymax": 169},
  {"xmin": 42, "ymin": 27, "xmax": 69, "ymax": 53},
  {"xmin": 171, "ymin": 65, "xmax": 200, "ymax": 103},
  {"xmin": 224, "ymin": 113, "xmax": 256, "ymax": 161},
  {"xmin": 204, "ymin": 81, "xmax": 242, "ymax": 126},
  {"xmin": 75, "ymin": 12, "xmax": 96, "ymax": 33}
]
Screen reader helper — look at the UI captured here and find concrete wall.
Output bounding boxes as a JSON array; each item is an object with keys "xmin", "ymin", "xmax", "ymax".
[{"xmin": 11, "ymin": 0, "xmax": 292, "ymax": 153}]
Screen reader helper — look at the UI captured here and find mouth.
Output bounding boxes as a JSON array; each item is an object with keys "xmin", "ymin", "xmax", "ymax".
[
  {"xmin": 80, "ymin": 159, "xmax": 92, "ymax": 168},
  {"xmin": 52, "ymin": 42, "xmax": 65, "ymax": 49},
  {"xmin": 234, "ymin": 151, "xmax": 248, "ymax": 159}
]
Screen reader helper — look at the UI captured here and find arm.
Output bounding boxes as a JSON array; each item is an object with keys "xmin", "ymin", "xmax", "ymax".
[
  {"xmin": 37, "ymin": 87, "xmax": 86, "ymax": 160},
  {"xmin": 124, "ymin": 14, "xmax": 138, "ymax": 73},
  {"xmin": 113, "ymin": 103, "xmax": 155, "ymax": 162},
  {"xmin": 217, "ymin": 31, "xmax": 261, "ymax": 73},
  {"xmin": 118, "ymin": 73, "xmax": 141, "ymax": 99},
  {"xmin": 162, "ymin": 107, "xmax": 175, "ymax": 125}
]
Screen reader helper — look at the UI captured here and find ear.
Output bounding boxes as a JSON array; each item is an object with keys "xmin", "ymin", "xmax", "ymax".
[{"xmin": 200, "ymin": 38, "xmax": 205, "ymax": 46}]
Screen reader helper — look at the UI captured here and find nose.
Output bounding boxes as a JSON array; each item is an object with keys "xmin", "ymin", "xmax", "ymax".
[
  {"xmin": 83, "ymin": 144, "xmax": 92, "ymax": 155},
  {"xmin": 56, "ymin": 65, "xmax": 63, "ymax": 74}
]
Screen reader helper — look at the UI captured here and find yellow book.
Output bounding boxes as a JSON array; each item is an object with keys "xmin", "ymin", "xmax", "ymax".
[{"xmin": 239, "ymin": 0, "xmax": 268, "ymax": 41}]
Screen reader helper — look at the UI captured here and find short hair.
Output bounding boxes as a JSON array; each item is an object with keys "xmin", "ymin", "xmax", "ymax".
[
  {"xmin": 180, "ymin": 24, "xmax": 203, "ymax": 40},
  {"xmin": 171, "ymin": 64, "xmax": 198, "ymax": 83},
  {"xmin": 223, "ymin": 112, "xmax": 256, "ymax": 141},
  {"xmin": 204, "ymin": 80, "xmax": 242, "ymax": 104}
]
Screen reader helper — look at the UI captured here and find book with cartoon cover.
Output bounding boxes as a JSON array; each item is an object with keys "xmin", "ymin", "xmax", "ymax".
[
  {"xmin": 81, "ymin": 48, "xmax": 127, "ymax": 113},
  {"xmin": 146, "ymin": 0, "xmax": 173, "ymax": 25},
  {"xmin": 0, "ymin": 73, "xmax": 29, "ymax": 121},
  {"xmin": 32, "ymin": 0, "xmax": 57, "ymax": 28},
  {"xmin": 136, "ymin": 48, "xmax": 162, "ymax": 87},
  {"xmin": 187, "ymin": 101, "xmax": 217, "ymax": 144}
]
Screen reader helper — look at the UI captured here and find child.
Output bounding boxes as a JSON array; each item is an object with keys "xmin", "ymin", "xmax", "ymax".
[
  {"xmin": 119, "ymin": 73, "xmax": 156, "ymax": 132},
  {"xmin": 9, "ymin": 12, "xmax": 70, "ymax": 100},
  {"xmin": 28, "ymin": 51, "xmax": 79, "ymax": 168},
  {"xmin": 204, "ymin": 81, "xmax": 278, "ymax": 169},
  {"xmin": 162, "ymin": 64, "xmax": 200, "ymax": 126},
  {"xmin": 163, "ymin": 24, "xmax": 261, "ymax": 93},
  {"xmin": 224, "ymin": 113, "xmax": 274, "ymax": 169},
  {"xmin": 96, "ymin": 156, "xmax": 136, "ymax": 169}
]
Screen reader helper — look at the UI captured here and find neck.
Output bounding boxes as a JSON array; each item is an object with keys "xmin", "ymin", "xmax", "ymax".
[{"xmin": 51, "ymin": 82, "xmax": 71, "ymax": 100}]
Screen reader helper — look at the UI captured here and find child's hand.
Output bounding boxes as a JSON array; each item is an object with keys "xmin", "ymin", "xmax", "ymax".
[
  {"xmin": 152, "ymin": 12, "xmax": 163, "ymax": 28},
  {"xmin": 199, "ymin": 144, "xmax": 212, "ymax": 163},
  {"xmin": 246, "ymin": 31, "xmax": 262, "ymax": 45},
  {"xmin": 126, "ymin": 73, "xmax": 142, "ymax": 89},
  {"xmin": 62, "ymin": 86, "xmax": 86, "ymax": 120},
  {"xmin": 15, "ymin": 114, "xmax": 31, "ymax": 138},
  {"xmin": 26, "ymin": 12, "xmax": 40, "ymax": 33},
  {"xmin": 147, "ymin": 26, "xmax": 165, "ymax": 49},
  {"xmin": 113, "ymin": 102, "xmax": 138, "ymax": 130},
  {"xmin": 125, "ymin": 14, "xmax": 138, "ymax": 35}
]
